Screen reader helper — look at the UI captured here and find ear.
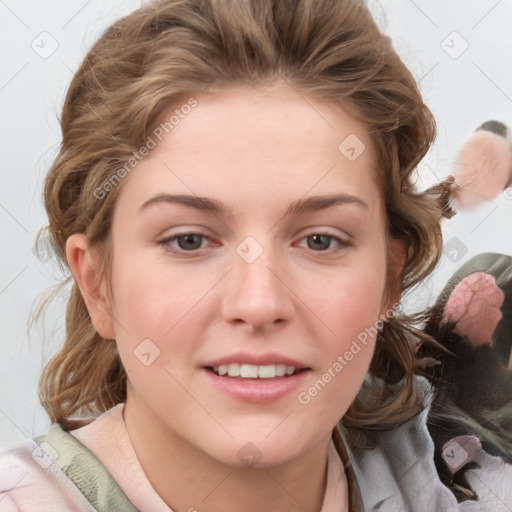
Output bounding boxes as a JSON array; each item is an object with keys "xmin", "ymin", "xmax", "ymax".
[
  {"xmin": 382, "ymin": 237, "xmax": 407, "ymax": 314},
  {"xmin": 65, "ymin": 233, "xmax": 115, "ymax": 340}
]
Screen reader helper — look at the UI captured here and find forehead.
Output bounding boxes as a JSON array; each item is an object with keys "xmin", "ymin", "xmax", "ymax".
[{"xmin": 114, "ymin": 81, "xmax": 382, "ymax": 221}]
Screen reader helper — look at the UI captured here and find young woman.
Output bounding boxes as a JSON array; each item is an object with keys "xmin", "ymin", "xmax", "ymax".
[{"xmin": 1, "ymin": 0, "xmax": 510, "ymax": 511}]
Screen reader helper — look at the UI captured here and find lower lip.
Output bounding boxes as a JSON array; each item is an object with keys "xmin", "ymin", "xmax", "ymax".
[{"xmin": 202, "ymin": 368, "xmax": 310, "ymax": 403}]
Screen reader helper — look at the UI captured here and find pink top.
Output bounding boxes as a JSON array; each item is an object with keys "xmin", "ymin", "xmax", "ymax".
[
  {"xmin": 2, "ymin": 376, "xmax": 511, "ymax": 511},
  {"xmin": 0, "ymin": 402, "xmax": 348, "ymax": 511}
]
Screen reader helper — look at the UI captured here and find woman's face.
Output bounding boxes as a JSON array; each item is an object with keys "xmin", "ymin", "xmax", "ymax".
[{"xmin": 104, "ymin": 81, "xmax": 396, "ymax": 467}]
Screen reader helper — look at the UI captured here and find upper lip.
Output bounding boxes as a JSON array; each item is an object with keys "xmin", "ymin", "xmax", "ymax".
[{"xmin": 202, "ymin": 352, "xmax": 310, "ymax": 369}]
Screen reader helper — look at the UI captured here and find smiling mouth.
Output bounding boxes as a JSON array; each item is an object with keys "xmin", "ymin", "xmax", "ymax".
[{"xmin": 207, "ymin": 363, "xmax": 308, "ymax": 379}]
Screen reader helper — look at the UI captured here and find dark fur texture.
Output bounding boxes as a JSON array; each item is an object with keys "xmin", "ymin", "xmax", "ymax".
[{"xmin": 415, "ymin": 256, "xmax": 512, "ymax": 503}]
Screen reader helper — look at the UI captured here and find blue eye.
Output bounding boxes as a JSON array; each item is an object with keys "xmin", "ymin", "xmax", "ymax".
[
  {"xmin": 298, "ymin": 233, "xmax": 351, "ymax": 252},
  {"xmin": 160, "ymin": 233, "xmax": 209, "ymax": 252},
  {"xmin": 159, "ymin": 231, "xmax": 351, "ymax": 255}
]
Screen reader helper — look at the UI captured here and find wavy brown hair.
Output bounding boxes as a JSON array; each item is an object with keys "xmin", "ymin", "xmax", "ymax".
[{"xmin": 32, "ymin": 0, "xmax": 453, "ymax": 502}]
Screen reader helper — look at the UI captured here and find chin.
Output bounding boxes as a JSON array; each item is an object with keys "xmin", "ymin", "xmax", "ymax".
[{"xmin": 203, "ymin": 429, "xmax": 316, "ymax": 469}]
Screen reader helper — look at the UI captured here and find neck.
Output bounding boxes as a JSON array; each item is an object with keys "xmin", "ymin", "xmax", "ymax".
[{"xmin": 123, "ymin": 393, "xmax": 348, "ymax": 512}]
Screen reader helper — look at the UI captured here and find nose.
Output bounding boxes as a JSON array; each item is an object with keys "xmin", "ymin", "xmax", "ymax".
[{"xmin": 221, "ymin": 240, "xmax": 294, "ymax": 331}]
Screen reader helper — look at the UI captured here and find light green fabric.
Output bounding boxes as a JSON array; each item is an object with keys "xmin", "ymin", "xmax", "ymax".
[{"xmin": 33, "ymin": 424, "xmax": 139, "ymax": 512}]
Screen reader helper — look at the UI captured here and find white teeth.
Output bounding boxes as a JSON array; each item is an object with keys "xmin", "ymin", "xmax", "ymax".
[
  {"xmin": 227, "ymin": 363, "xmax": 240, "ymax": 377},
  {"xmin": 275, "ymin": 364, "xmax": 287, "ymax": 377},
  {"xmin": 258, "ymin": 365, "xmax": 276, "ymax": 378},
  {"xmin": 240, "ymin": 364, "xmax": 259, "ymax": 378},
  {"xmin": 211, "ymin": 363, "xmax": 300, "ymax": 378}
]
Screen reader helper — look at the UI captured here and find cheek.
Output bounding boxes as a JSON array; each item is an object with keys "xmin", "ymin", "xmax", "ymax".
[
  {"xmin": 311, "ymin": 254, "xmax": 388, "ymax": 344},
  {"xmin": 110, "ymin": 248, "xmax": 203, "ymax": 333},
  {"xmin": 299, "ymin": 254, "xmax": 387, "ymax": 410},
  {"xmin": 109, "ymin": 251, "xmax": 222, "ymax": 381},
  {"xmin": 330, "ymin": 278, "xmax": 384, "ymax": 329},
  {"xmin": 319, "ymin": 274, "xmax": 383, "ymax": 372},
  {"xmin": 107, "ymin": 252, "xmax": 181, "ymax": 362}
]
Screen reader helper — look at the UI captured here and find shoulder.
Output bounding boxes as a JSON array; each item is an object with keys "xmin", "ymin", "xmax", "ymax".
[
  {"xmin": 344, "ymin": 374, "xmax": 512, "ymax": 512},
  {"xmin": 0, "ymin": 433, "xmax": 96, "ymax": 512},
  {"xmin": 343, "ymin": 375, "xmax": 458, "ymax": 510},
  {"xmin": 0, "ymin": 418, "xmax": 138, "ymax": 512}
]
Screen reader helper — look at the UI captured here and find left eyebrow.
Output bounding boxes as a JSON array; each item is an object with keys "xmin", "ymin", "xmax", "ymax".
[
  {"xmin": 138, "ymin": 193, "xmax": 369, "ymax": 217},
  {"xmin": 286, "ymin": 193, "xmax": 368, "ymax": 215}
]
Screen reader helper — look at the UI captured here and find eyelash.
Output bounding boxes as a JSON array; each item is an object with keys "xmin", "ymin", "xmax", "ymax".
[{"xmin": 158, "ymin": 231, "xmax": 352, "ymax": 256}]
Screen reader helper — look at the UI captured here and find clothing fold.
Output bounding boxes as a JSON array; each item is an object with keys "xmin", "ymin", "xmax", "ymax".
[{"xmin": 1, "ymin": 375, "xmax": 511, "ymax": 511}]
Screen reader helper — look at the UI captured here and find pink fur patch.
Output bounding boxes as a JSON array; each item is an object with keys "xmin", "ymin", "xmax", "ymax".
[
  {"xmin": 453, "ymin": 130, "xmax": 512, "ymax": 209},
  {"xmin": 443, "ymin": 272, "xmax": 504, "ymax": 346}
]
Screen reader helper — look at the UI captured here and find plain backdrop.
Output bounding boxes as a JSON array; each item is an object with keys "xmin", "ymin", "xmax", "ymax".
[{"xmin": 1, "ymin": 0, "xmax": 511, "ymax": 448}]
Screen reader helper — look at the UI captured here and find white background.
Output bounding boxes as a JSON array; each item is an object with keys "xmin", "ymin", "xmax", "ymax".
[{"xmin": 1, "ymin": 0, "xmax": 511, "ymax": 448}]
